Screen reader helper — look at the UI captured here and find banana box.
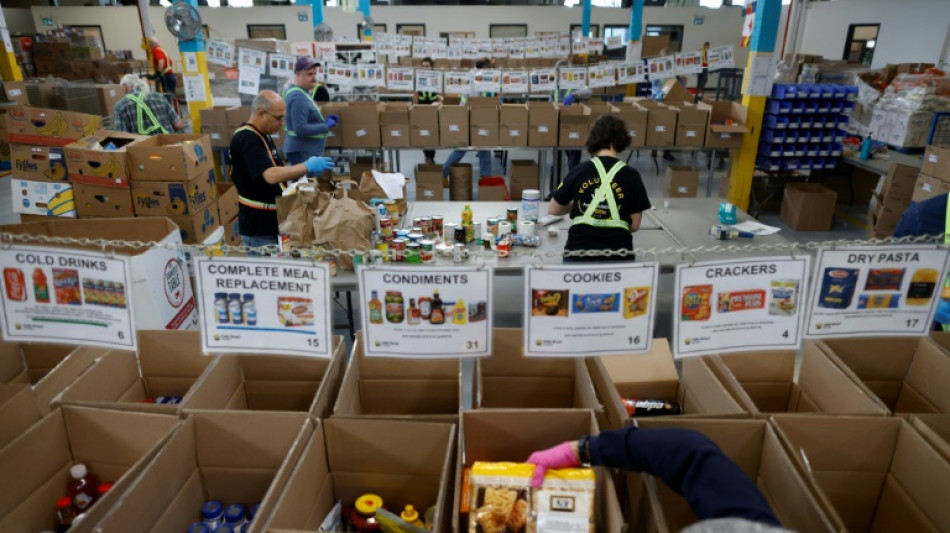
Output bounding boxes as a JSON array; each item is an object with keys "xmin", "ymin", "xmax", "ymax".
[
  {"xmin": 10, "ymin": 145, "xmax": 67, "ymax": 183},
  {"xmin": 222, "ymin": 215, "xmax": 240, "ymax": 246},
  {"xmin": 11, "ymin": 179, "xmax": 77, "ymax": 218},
  {"xmin": 127, "ymin": 134, "xmax": 214, "ymax": 182},
  {"xmin": 131, "ymin": 170, "xmax": 217, "ymax": 216},
  {"xmin": 4, "ymin": 105, "xmax": 102, "ymax": 147},
  {"xmin": 216, "ymin": 183, "xmax": 239, "ymax": 223},
  {"xmin": 71, "ymin": 182, "xmax": 135, "ymax": 218},
  {"xmin": 167, "ymin": 199, "xmax": 221, "ymax": 244},
  {"xmin": 64, "ymin": 130, "xmax": 149, "ymax": 186}
]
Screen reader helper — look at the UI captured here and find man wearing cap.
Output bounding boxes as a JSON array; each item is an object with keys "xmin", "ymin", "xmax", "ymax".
[{"xmin": 282, "ymin": 57, "xmax": 339, "ymax": 173}]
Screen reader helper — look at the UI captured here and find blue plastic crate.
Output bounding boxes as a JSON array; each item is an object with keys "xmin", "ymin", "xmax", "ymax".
[
  {"xmin": 807, "ymin": 84, "xmax": 822, "ymax": 98},
  {"xmin": 830, "ymin": 143, "xmax": 843, "ymax": 156},
  {"xmin": 830, "ymin": 101, "xmax": 844, "ymax": 113},
  {"xmin": 782, "ymin": 158, "xmax": 800, "ymax": 171},
  {"xmin": 800, "ymin": 115, "xmax": 814, "ymax": 128},
  {"xmin": 756, "ymin": 155, "xmax": 781, "ymax": 171},
  {"xmin": 782, "ymin": 143, "xmax": 796, "ymax": 157},
  {"xmin": 771, "ymin": 84, "xmax": 798, "ymax": 99},
  {"xmin": 787, "ymin": 115, "xmax": 802, "ymax": 129},
  {"xmin": 819, "ymin": 85, "xmax": 835, "ymax": 99},
  {"xmin": 818, "ymin": 144, "xmax": 830, "ymax": 156},
  {"xmin": 803, "ymin": 101, "xmax": 819, "ymax": 114},
  {"xmin": 817, "ymin": 100, "xmax": 831, "ymax": 113},
  {"xmin": 767, "ymin": 100, "xmax": 793, "ymax": 114},
  {"xmin": 790, "ymin": 101, "xmax": 804, "ymax": 114},
  {"xmin": 844, "ymin": 85, "xmax": 858, "ymax": 101},
  {"xmin": 806, "ymin": 144, "xmax": 819, "ymax": 157},
  {"xmin": 762, "ymin": 129, "xmax": 787, "ymax": 143},
  {"xmin": 799, "ymin": 157, "xmax": 813, "ymax": 170},
  {"xmin": 794, "ymin": 144, "xmax": 806, "ymax": 157},
  {"xmin": 765, "ymin": 114, "xmax": 789, "ymax": 129},
  {"xmin": 758, "ymin": 142, "xmax": 782, "ymax": 158},
  {"xmin": 831, "ymin": 85, "xmax": 847, "ymax": 99}
]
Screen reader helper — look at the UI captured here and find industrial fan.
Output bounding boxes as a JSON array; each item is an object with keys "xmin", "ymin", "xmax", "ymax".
[{"xmin": 164, "ymin": 1, "xmax": 202, "ymax": 41}]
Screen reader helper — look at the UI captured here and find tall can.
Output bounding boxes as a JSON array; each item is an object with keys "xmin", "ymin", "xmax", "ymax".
[{"xmin": 4, "ymin": 268, "xmax": 26, "ymax": 301}]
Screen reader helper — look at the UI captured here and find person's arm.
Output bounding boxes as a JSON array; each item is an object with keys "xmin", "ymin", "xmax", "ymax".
[
  {"xmin": 629, "ymin": 211, "xmax": 642, "ymax": 232},
  {"xmin": 157, "ymin": 96, "xmax": 184, "ymax": 131},
  {"xmin": 112, "ymin": 102, "xmax": 132, "ymax": 134},
  {"xmin": 262, "ymin": 162, "xmax": 310, "ymax": 185},
  {"xmin": 548, "ymin": 198, "xmax": 572, "ymax": 216},
  {"xmin": 288, "ymin": 93, "xmax": 330, "ymax": 138},
  {"xmin": 548, "ymin": 162, "xmax": 585, "ymax": 216}
]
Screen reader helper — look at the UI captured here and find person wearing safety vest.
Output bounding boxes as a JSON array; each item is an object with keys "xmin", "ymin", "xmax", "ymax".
[
  {"xmin": 696, "ymin": 41, "xmax": 710, "ymax": 103},
  {"xmin": 113, "ymin": 74, "xmax": 183, "ymax": 135},
  {"xmin": 147, "ymin": 37, "xmax": 177, "ymax": 97},
  {"xmin": 282, "ymin": 56, "xmax": 340, "ymax": 174},
  {"xmin": 549, "ymin": 114, "xmax": 652, "ymax": 262},
  {"xmin": 417, "ymin": 57, "xmax": 441, "ymax": 165},
  {"xmin": 893, "ymin": 192, "xmax": 950, "ymax": 329},
  {"xmin": 230, "ymin": 90, "xmax": 334, "ymax": 252},
  {"xmin": 442, "ymin": 58, "xmax": 496, "ymax": 182}
]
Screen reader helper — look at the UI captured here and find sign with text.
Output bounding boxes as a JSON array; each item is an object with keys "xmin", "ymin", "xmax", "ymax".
[
  {"xmin": 326, "ymin": 62, "xmax": 354, "ymax": 85},
  {"xmin": 617, "ymin": 62, "xmax": 648, "ymax": 84},
  {"xmin": 387, "ymin": 67, "xmax": 415, "ymax": 91},
  {"xmin": 707, "ymin": 45, "xmax": 735, "ymax": 71},
  {"xmin": 237, "ymin": 66, "xmax": 261, "ymax": 96},
  {"xmin": 206, "ymin": 40, "xmax": 234, "ymax": 66},
  {"xmin": 674, "ymin": 51, "xmax": 704, "ymax": 75},
  {"xmin": 805, "ymin": 246, "xmax": 950, "ymax": 338},
  {"xmin": 415, "ymin": 69, "xmax": 444, "ymax": 93},
  {"xmin": 238, "ymin": 48, "xmax": 266, "ymax": 70},
  {"xmin": 558, "ymin": 67, "xmax": 587, "ymax": 90},
  {"xmin": 356, "ymin": 63, "xmax": 386, "ymax": 87},
  {"xmin": 500, "ymin": 70, "xmax": 529, "ymax": 94},
  {"xmin": 444, "ymin": 70, "xmax": 473, "ymax": 94},
  {"xmin": 647, "ymin": 55, "xmax": 676, "ymax": 80},
  {"xmin": 359, "ymin": 266, "xmax": 493, "ymax": 358},
  {"xmin": 674, "ymin": 256, "xmax": 811, "ymax": 358},
  {"xmin": 529, "ymin": 69, "xmax": 557, "ymax": 93},
  {"xmin": 0, "ymin": 245, "xmax": 136, "ymax": 350},
  {"xmin": 473, "ymin": 69, "xmax": 502, "ymax": 94},
  {"xmin": 193, "ymin": 257, "xmax": 333, "ymax": 357},
  {"xmin": 524, "ymin": 264, "xmax": 658, "ymax": 357},
  {"xmin": 268, "ymin": 53, "xmax": 296, "ymax": 78}
]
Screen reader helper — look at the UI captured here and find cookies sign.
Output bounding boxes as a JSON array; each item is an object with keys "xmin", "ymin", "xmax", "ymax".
[
  {"xmin": 674, "ymin": 256, "xmax": 811, "ymax": 358},
  {"xmin": 523, "ymin": 263, "xmax": 658, "ymax": 357}
]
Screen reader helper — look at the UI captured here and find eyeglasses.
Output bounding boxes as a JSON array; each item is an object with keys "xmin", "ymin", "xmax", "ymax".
[{"xmin": 264, "ymin": 111, "xmax": 285, "ymax": 121}]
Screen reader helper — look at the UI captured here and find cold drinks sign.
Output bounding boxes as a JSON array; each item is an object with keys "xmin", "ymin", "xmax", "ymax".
[{"xmin": 0, "ymin": 245, "xmax": 136, "ymax": 350}]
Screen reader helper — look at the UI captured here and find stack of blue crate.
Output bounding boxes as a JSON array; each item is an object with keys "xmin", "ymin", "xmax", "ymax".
[{"xmin": 756, "ymin": 83, "xmax": 858, "ymax": 172}]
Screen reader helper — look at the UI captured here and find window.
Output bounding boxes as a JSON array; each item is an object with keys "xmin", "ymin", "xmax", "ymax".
[
  {"xmin": 247, "ymin": 24, "xmax": 286, "ymax": 40},
  {"xmin": 603, "ymin": 24, "xmax": 628, "ymax": 60},
  {"xmin": 645, "ymin": 24, "xmax": 683, "ymax": 53},
  {"xmin": 490, "ymin": 24, "xmax": 528, "ymax": 39},
  {"xmin": 67, "ymin": 25, "xmax": 104, "ymax": 49},
  {"xmin": 570, "ymin": 24, "xmax": 599, "ymax": 39},
  {"xmin": 843, "ymin": 24, "xmax": 879, "ymax": 65},
  {"xmin": 358, "ymin": 23, "xmax": 387, "ymax": 41}
]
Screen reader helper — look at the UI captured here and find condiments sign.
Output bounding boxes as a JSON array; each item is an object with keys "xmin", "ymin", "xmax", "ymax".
[
  {"xmin": 358, "ymin": 266, "xmax": 493, "ymax": 357},
  {"xmin": 0, "ymin": 245, "xmax": 136, "ymax": 350},
  {"xmin": 193, "ymin": 257, "xmax": 333, "ymax": 357},
  {"xmin": 523, "ymin": 264, "xmax": 659, "ymax": 357},
  {"xmin": 674, "ymin": 256, "xmax": 811, "ymax": 358},
  {"xmin": 805, "ymin": 246, "xmax": 950, "ymax": 338}
]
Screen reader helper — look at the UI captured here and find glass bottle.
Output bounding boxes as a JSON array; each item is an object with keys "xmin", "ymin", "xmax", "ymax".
[
  {"xmin": 430, "ymin": 290, "xmax": 445, "ymax": 325},
  {"xmin": 56, "ymin": 496, "xmax": 76, "ymax": 533},
  {"xmin": 66, "ymin": 464, "xmax": 100, "ymax": 513},
  {"xmin": 407, "ymin": 298, "xmax": 420, "ymax": 325}
]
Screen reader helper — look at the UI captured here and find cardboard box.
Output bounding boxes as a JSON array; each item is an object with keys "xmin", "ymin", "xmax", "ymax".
[
  {"xmin": 780, "ymin": 182, "xmax": 837, "ymax": 230},
  {"xmin": 216, "ymin": 183, "xmax": 239, "ymax": 223},
  {"xmin": 11, "ymin": 144, "xmax": 67, "ymax": 182},
  {"xmin": 0, "ymin": 383, "xmax": 44, "ymax": 449},
  {"xmin": 53, "ymin": 330, "xmax": 213, "ymax": 415},
  {"xmin": 710, "ymin": 343, "xmax": 889, "ymax": 416},
  {"xmin": 922, "ymin": 145, "xmax": 950, "ymax": 181},
  {"xmin": 632, "ymin": 418, "xmax": 838, "ymax": 533},
  {"xmin": 261, "ymin": 418, "xmax": 457, "ymax": 533},
  {"xmin": 661, "ymin": 78, "xmax": 691, "ymax": 105},
  {"xmin": 4, "ymin": 105, "xmax": 101, "ymax": 147},
  {"xmin": 455, "ymin": 410, "xmax": 625, "ymax": 533},
  {"xmin": 126, "ymin": 134, "xmax": 214, "ymax": 182},
  {"xmin": 469, "ymin": 97, "xmax": 500, "ymax": 147},
  {"xmin": 670, "ymin": 103, "xmax": 709, "ymax": 147},
  {"xmin": 499, "ymin": 103, "xmax": 529, "ymax": 147},
  {"xmin": 0, "ymin": 218, "xmax": 199, "ymax": 330},
  {"xmin": 641, "ymin": 101, "xmax": 677, "ymax": 147},
  {"xmin": 199, "ymin": 105, "xmax": 234, "ymax": 148},
  {"xmin": 10, "ymin": 179, "xmax": 76, "ymax": 218},
  {"xmin": 771, "ymin": 416, "xmax": 950, "ymax": 533},
  {"xmin": 32, "ymin": 41, "xmax": 71, "ymax": 59},
  {"xmin": 348, "ymin": 155, "xmax": 375, "ymax": 181},
  {"xmin": 586, "ymin": 339, "xmax": 747, "ymax": 431},
  {"xmin": 64, "ymin": 130, "xmax": 149, "ymax": 186},
  {"xmin": 912, "ymin": 413, "xmax": 950, "ymax": 461},
  {"xmin": 913, "ymin": 173, "xmax": 950, "ymax": 203},
  {"xmin": 380, "ymin": 102, "xmax": 411, "ymax": 147},
  {"xmin": 94, "ymin": 84, "xmax": 125, "ymax": 116},
  {"xmin": 3, "ymin": 80, "xmax": 29, "ymax": 105},
  {"xmin": 559, "ymin": 103, "xmax": 591, "ymax": 147},
  {"xmin": 698, "ymin": 100, "xmax": 749, "ymax": 148},
  {"xmin": 528, "ymin": 101, "xmax": 559, "ymax": 147},
  {"xmin": 879, "ymin": 163, "xmax": 920, "ymax": 205},
  {"xmin": 71, "ymin": 181, "xmax": 134, "ymax": 218},
  {"xmin": 664, "ymin": 166, "xmax": 699, "ymax": 198},
  {"xmin": 223, "ymin": 215, "xmax": 240, "ymax": 247},
  {"xmin": 340, "ymin": 102, "xmax": 381, "ymax": 148},
  {"xmin": 71, "ymin": 61, "xmax": 96, "ymax": 80},
  {"xmin": 439, "ymin": 104, "xmax": 469, "ymax": 147},
  {"xmin": 410, "ymin": 104, "xmax": 440, "ymax": 147},
  {"xmin": 321, "ymin": 102, "xmax": 347, "ymax": 149},
  {"xmin": 0, "ymin": 405, "xmax": 180, "ymax": 533},
  {"xmin": 131, "ymin": 170, "xmax": 217, "ymax": 216},
  {"xmin": 92, "ymin": 411, "xmax": 311, "ymax": 533},
  {"xmin": 509, "ymin": 159, "xmax": 539, "ymax": 200},
  {"xmin": 888, "ymin": 109, "xmax": 932, "ymax": 148},
  {"xmin": 415, "ymin": 163, "xmax": 445, "ymax": 202},
  {"xmin": 478, "ymin": 178, "xmax": 507, "ymax": 201},
  {"xmin": 333, "ymin": 333, "xmax": 462, "ymax": 423},
  {"xmin": 168, "ymin": 199, "xmax": 221, "ymax": 244},
  {"xmin": 183, "ymin": 336, "xmax": 345, "ymax": 419},
  {"xmin": 613, "ymin": 102, "xmax": 648, "ymax": 148},
  {"xmin": 818, "ymin": 337, "xmax": 950, "ymax": 414}
]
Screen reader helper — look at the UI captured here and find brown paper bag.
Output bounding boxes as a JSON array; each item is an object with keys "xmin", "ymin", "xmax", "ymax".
[
  {"xmin": 359, "ymin": 170, "xmax": 409, "ymax": 214},
  {"xmin": 277, "ymin": 185, "xmax": 323, "ymax": 249},
  {"xmin": 313, "ymin": 180, "xmax": 375, "ymax": 270},
  {"xmin": 449, "ymin": 163, "xmax": 473, "ymax": 201}
]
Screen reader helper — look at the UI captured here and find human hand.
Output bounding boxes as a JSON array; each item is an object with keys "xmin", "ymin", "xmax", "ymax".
[
  {"xmin": 525, "ymin": 441, "xmax": 580, "ymax": 488},
  {"xmin": 304, "ymin": 156, "xmax": 334, "ymax": 174},
  {"xmin": 324, "ymin": 114, "xmax": 340, "ymax": 128},
  {"xmin": 562, "ymin": 93, "xmax": 575, "ymax": 106}
]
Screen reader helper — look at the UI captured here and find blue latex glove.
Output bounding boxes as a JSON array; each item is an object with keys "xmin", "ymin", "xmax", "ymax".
[
  {"xmin": 324, "ymin": 114, "xmax": 339, "ymax": 128},
  {"xmin": 935, "ymin": 298, "xmax": 950, "ymax": 326},
  {"xmin": 562, "ymin": 93, "xmax": 575, "ymax": 106},
  {"xmin": 304, "ymin": 156, "xmax": 334, "ymax": 174}
]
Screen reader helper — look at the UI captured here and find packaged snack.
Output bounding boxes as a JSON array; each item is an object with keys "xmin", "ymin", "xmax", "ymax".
[
  {"xmin": 681, "ymin": 285, "xmax": 712, "ymax": 321},
  {"xmin": 768, "ymin": 279, "xmax": 799, "ymax": 316},
  {"xmin": 623, "ymin": 287, "xmax": 650, "ymax": 319},
  {"xmin": 717, "ymin": 289, "xmax": 766, "ymax": 313},
  {"xmin": 906, "ymin": 268, "xmax": 938, "ymax": 306},
  {"xmin": 865, "ymin": 268, "xmax": 905, "ymax": 291},
  {"xmin": 818, "ymin": 268, "xmax": 859, "ymax": 309},
  {"xmin": 277, "ymin": 296, "xmax": 314, "ymax": 327},
  {"xmin": 857, "ymin": 293, "xmax": 900, "ymax": 309},
  {"xmin": 52, "ymin": 268, "xmax": 82, "ymax": 305},
  {"xmin": 532, "ymin": 468, "xmax": 596, "ymax": 533},
  {"xmin": 571, "ymin": 293, "xmax": 620, "ymax": 313},
  {"xmin": 531, "ymin": 289, "xmax": 569, "ymax": 317}
]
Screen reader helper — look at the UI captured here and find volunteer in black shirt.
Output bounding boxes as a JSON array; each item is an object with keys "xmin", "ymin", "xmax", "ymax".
[
  {"xmin": 416, "ymin": 57, "xmax": 441, "ymax": 165},
  {"xmin": 550, "ymin": 114, "xmax": 652, "ymax": 261},
  {"xmin": 230, "ymin": 90, "xmax": 332, "ymax": 251}
]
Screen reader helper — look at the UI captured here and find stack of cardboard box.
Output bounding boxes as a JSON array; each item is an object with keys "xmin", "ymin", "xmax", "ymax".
[
  {"xmin": 913, "ymin": 144, "xmax": 950, "ymax": 204},
  {"xmin": 64, "ymin": 130, "xmax": 148, "ymax": 220},
  {"xmin": 781, "ymin": 182, "xmax": 838, "ymax": 231},
  {"xmin": 868, "ymin": 163, "xmax": 919, "ymax": 238}
]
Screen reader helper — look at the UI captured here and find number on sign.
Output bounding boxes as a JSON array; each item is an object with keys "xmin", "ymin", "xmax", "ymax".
[
  {"xmin": 907, "ymin": 319, "xmax": 919, "ymax": 328},
  {"xmin": 307, "ymin": 338, "xmax": 320, "ymax": 347},
  {"xmin": 466, "ymin": 340, "xmax": 479, "ymax": 350},
  {"xmin": 781, "ymin": 330, "xmax": 788, "ymax": 338},
  {"xmin": 628, "ymin": 336, "xmax": 641, "ymax": 345}
]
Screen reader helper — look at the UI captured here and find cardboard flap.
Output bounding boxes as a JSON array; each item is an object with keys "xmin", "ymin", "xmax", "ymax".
[
  {"xmin": 181, "ymin": 355, "xmax": 243, "ymax": 411},
  {"xmin": 137, "ymin": 330, "xmax": 210, "ymax": 377},
  {"xmin": 193, "ymin": 410, "xmax": 309, "ymax": 468},
  {"xmin": 680, "ymin": 357, "xmax": 746, "ymax": 415},
  {"xmin": 263, "ymin": 423, "xmax": 332, "ymax": 531},
  {"xmin": 54, "ymin": 350, "xmax": 140, "ymax": 406},
  {"xmin": 902, "ymin": 338, "xmax": 950, "ymax": 414},
  {"xmin": 326, "ymin": 418, "xmax": 454, "ymax": 476},
  {"xmin": 0, "ymin": 383, "xmax": 44, "ymax": 449},
  {"xmin": 799, "ymin": 341, "xmax": 889, "ymax": 415}
]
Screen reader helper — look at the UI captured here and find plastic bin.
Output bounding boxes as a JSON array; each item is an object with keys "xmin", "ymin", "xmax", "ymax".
[
  {"xmin": 758, "ymin": 142, "xmax": 782, "ymax": 158},
  {"xmin": 762, "ymin": 129, "xmax": 787, "ymax": 143},
  {"xmin": 767, "ymin": 99, "xmax": 793, "ymax": 114},
  {"xmin": 771, "ymin": 84, "xmax": 798, "ymax": 100},
  {"xmin": 800, "ymin": 115, "xmax": 814, "ymax": 128},
  {"xmin": 756, "ymin": 155, "xmax": 781, "ymax": 171},
  {"xmin": 765, "ymin": 114, "xmax": 789, "ymax": 129}
]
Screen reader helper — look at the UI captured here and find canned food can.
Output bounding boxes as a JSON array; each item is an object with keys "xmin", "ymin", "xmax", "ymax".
[
  {"xmin": 376, "ymin": 242, "xmax": 390, "ymax": 262},
  {"xmin": 411, "ymin": 226, "xmax": 424, "ymax": 234},
  {"xmin": 396, "ymin": 229, "xmax": 410, "ymax": 239},
  {"xmin": 443, "ymin": 222, "xmax": 457, "ymax": 243},
  {"xmin": 379, "ymin": 217, "xmax": 393, "ymax": 237},
  {"xmin": 497, "ymin": 240, "xmax": 511, "ymax": 257},
  {"xmin": 391, "ymin": 238, "xmax": 408, "ymax": 262},
  {"xmin": 408, "ymin": 231, "xmax": 424, "ymax": 243},
  {"xmin": 420, "ymin": 240, "xmax": 435, "ymax": 262},
  {"xmin": 406, "ymin": 243, "xmax": 421, "ymax": 264},
  {"xmin": 420, "ymin": 216, "xmax": 432, "ymax": 236},
  {"xmin": 487, "ymin": 218, "xmax": 499, "ymax": 235},
  {"xmin": 412, "ymin": 217, "xmax": 423, "ymax": 229},
  {"xmin": 368, "ymin": 250, "xmax": 382, "ymax": 264},
  {"xmin": 3, "ymin": 268, "xmax": 26, "ymax": 302},
  {"xmin": 431, "ymin": 216, "xmax": 444, "ymax": 238},
  {"xmin": 453, "ymin": 243, "xmax": 465, "ymax": 263}
]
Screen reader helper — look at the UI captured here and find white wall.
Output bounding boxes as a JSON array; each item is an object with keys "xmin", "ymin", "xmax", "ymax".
[
  {"xmin": 798, "ymin": 0, "xmax": 950, "ymax": 68},
  {"xmin": 3, "ymin": 7, "xmax": 36, "ymax": 35}
]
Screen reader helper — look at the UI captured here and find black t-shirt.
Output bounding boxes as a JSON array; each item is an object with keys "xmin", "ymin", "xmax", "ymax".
[
  {"xmin": 552, "ymin": 156, "xmax": 652, "ymax": 255},
  {"xmin": 229, "ymin": 123, "xmax": 284, "ymax": 237},
  {"xmin": 313, "ymin": 84, "xmax": 330, "ymax": 103}
]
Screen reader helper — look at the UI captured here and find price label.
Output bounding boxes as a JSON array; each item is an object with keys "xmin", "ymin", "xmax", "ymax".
[
  {"xmin": 524, "ymin": 264, "xmax": 658, "ymax": 357},
  {"xmin": 674, "ymin": 256, "xmax": 811, "ymax": 358},
  {"xmin": 193, "ymin": 257, "xmax": 333, "ymax": 357},
  {"xmin": 359, "ymin": 266, "xmax": 493, "ymax": 358},
  {"xmin": 0, "ymin": 245, "xmax": 136, "ymax": 350},
  {"xmin": 805, "ymin": 246, "xmax": 950, "ymax": 338}
]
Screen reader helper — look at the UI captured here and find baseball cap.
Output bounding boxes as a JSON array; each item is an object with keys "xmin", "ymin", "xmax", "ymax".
[{"xmin": 294, "ymin": 56, "xmax": 318, "ymax": 72}]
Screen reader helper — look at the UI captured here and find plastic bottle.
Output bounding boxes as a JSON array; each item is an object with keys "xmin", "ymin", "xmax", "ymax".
[
  {"xmin": 400, "ymin": 505, "xmax": 425, "ymax": 528},
  {"xmin": 214, "ymin": 293, "xmax": 229, "ymax": 324},
  {"xmin": 187, "ymin": 523, "xmax": 213, "ymax": 533},
  {"xmin": 521, "ymin": 189, "xmax": 541, "ymax": 222},
  {"xmin": 33, "ymin": 268, "xmax": 50, "ymax": 303},
  {"xmin": 248, "ymin": 503, "xmax": 260, "ymax": 523},
  {"xmin": 350, "ymin": 494, "xmax": 384, "ymax": 531},
  {"xmin": 453, "ymin": 298, "xmax": 467, "ymax": 325},
  {"xmin": 369, "ymin": 290, "xmax": 383, "ymax": 324},
  {"xmin": 66, "ymin": 464, "xmax": 100, "ymax": 513},
  {"xmin": 430, "ymin": 290, "xmax": 445, "ymax": 325},
  {"xmin": 223, "ymin": 504, "xmax": 247, "ymax": 529},
  {"xmin": 201, "ymin": 500, "xmax": 225, "ymax": 529},
  {"xmin": 461, "ymin": 204, "xmax": 473, "ymax": 225},
  {"xmin": 242, "ymin": 294, "xmax": 257, "ymax": 326},
  {"xmin": 228, "ymin": 293, "xmax": 243, "ymax": 324},
  {"xmin": 97, "ymin": 482, "xmax": 112, "ymax": 499},
  {"xmin": 860, "ymin": 135, "xmax": 872, "ymax": 160},
  {"xmin": 56, "ymin": 496, "xmax": 76, "ymax": 533},
  {"xmin": 621, "ymin": 398, "xmax": 682, "ymax": 417}
]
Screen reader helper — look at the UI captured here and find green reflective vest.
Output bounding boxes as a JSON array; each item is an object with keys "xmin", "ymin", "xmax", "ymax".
[{"xmin": 573, "ymin": 157, "xmax": 630, "ymax": 231}]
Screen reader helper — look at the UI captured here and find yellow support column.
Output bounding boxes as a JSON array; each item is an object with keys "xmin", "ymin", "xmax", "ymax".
[
  {"xmin": 179, "ymin": 47, "xmax": 213, "ymax": 134},
  {"xmin": 0, "ymin": 10, "xmax": 23, "ymax": 81}
]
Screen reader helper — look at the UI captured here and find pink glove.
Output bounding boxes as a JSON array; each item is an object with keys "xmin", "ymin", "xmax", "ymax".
[{"xmin": 525, "ymin": 441, "xmax": 580, "ymax": 488}]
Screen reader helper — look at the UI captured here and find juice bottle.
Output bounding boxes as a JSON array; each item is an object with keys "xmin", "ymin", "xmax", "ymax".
[
  {"xmin": 66, "ymin": 464, "xmax": 100, "ymax": 512},
  {"xmin": 461, "ymin": 204, "xmax": 473, "ymax": 225},
  {"xmin": 453, "ymin": 298, "xmax": 467, "ymax": 325},
  {"xmin": 33, "ymin": 268, "xmax": 50, "ymax": 303},
  {"xmin": 400, "ymin": 505, "xmax": 425, "ymax": 528},
  {"xmin": 56, "ymin": 496, "xmax": 76, "ymax": 533},
  {"xmin": 368, "ymin": 290, "xmax": 383, "ymax": 324},
  {"xmin": 430, "ymin": 290, "xmax": 445, "ymax": 325}
]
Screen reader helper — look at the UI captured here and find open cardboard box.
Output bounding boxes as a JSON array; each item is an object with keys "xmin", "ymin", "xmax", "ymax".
[
  {"xmin": 0, "ymin": 383, "xmax": 45, "ymax": 449},
  {"xmin": 770, "ymin": 415, "xmax": 950, "ymax": 532},
  {"xmin": 92, "ymin": 411, "xmax": 311, "ymax": 533},
  {"xmin": 817, "ymin": 336, "xmax": 950, "ymax": 415},
  {"xmin": 340, "ymin": 102, "xmax": 382, "ymax": 149},
  {"xmin": 380, "ymin": 102, "xmax": 411, "ymax": 148},
  {"xmin": 332, "ymin": 333, "xmax": 463, "ymax": 423},
  {"xmin": 0, "ymin": 405, "xmax": 180, "ymax": 533},
  {"xmin": 53, "ymin": 330, "xmax": 214, "ymax": 415},
  {"xmin": 708, "ymin": 343, "xmax": 889, "ymax": 416},
  {"xmin": 410, "ymin": 104, "xmax": 440, "ymax": 147},
  {"xmin": 0, "ymin": 341, "xmax": 106, "ymax": 412},
  {"xmin": 613, "ymin": 102, "xmax": 648, "ymax": 148},
  {"xmin": 126, "ymin": 134, "xmax": 214, "ymax": 182},
  {"xmin": 0, "ymin": 218, "xmax": 199, "ymax": 330},
  {"xmin": 262, "ymin": 418, "xmax": 456, "ymax": 533},
  {"xmin": 64, "ymin": 130, "xmax": 149, "ymax": 186},
  {"xmin": 631, "ymin": 418, "xmax": 837, "ymax": 533},
  {"xmin": 439, "ymin": 103, "xmax": 469, "ymax": 147},
  {"xmin": 183, "ymin": 335, "xmax": 345, "ymax": 419},
  {"xmin": 4, "ymin": 105, "xmax": 102, "ymax": 147},
  {"xmin": 455, "ymin": 409, "xmax": 624, "ymax": 533},
  {"xmin": 558, "ymin": 103, "xmax": 592, "ymax": 147},
  {"xmin": 586, "ymin": 339, "xmax": 747, "ymax": 431},
  {"xmin": 698, "ymin": 100, "xmax": 748, "ymax": 149},
  {"xmin": 912, "ymin": 414, "xmax": 950, "ymax": 461}
]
